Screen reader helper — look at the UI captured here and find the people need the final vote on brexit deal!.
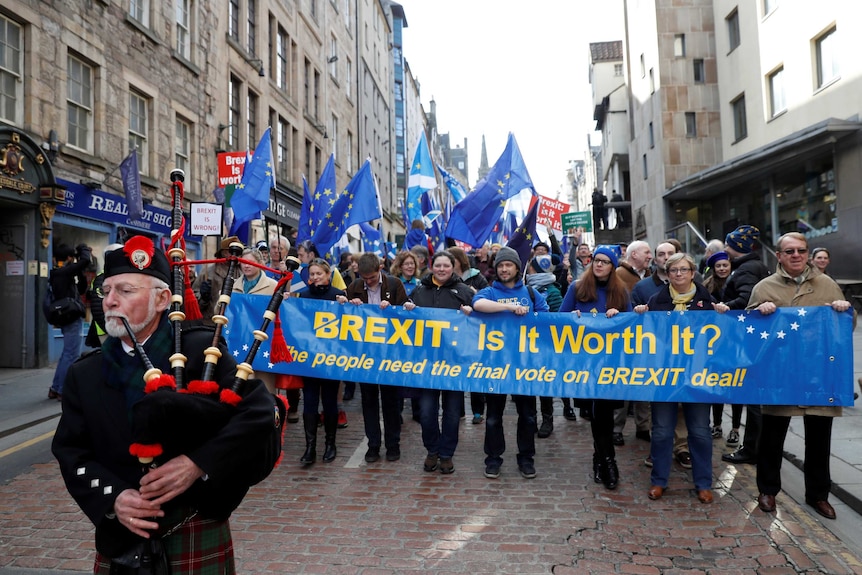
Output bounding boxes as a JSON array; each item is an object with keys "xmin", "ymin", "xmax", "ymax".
[
  {"xmin": 559, "ymin": 245, "xmax": 632, "ymax": 490},
  {"xmin": 634, "ymin": 252, "xmax": 729, "ymax": 505}
]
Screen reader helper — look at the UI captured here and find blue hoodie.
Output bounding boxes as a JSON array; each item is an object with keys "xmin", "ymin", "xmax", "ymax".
[{"xmin": 473, "ymin": 279, "xmax": 549, "ymax": 312}]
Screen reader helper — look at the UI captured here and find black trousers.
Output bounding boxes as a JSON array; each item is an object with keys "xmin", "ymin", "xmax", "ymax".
[{"xmin": 756, "ymin": 413, "xmax": 833, "ymax": 501}]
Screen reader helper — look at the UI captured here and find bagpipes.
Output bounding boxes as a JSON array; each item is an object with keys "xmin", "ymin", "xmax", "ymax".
[{"xmin": 125, "ymin": 169, "xmax": 295, "ymax": 490}]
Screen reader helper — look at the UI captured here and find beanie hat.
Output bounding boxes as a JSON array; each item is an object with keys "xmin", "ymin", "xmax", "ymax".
[
  {"xmin": 706, "ymin": 251, "xmax": 729, "ymax": 269},
  {"xmin": 593, "ymin": 245, "xmax": 620, "ymax": 268},
  {"xmin": 494, "ymin": 246, "xmax": 522, "ymax": 271},
  {"xmin": 725, "ymin": 225, "xmax": 759, "ymax": 254},
  {"xmin": 255, "ymin": 240, "xmax": 269, "ymax": 251},
  {"xmin": 104, "ymin": 235, "xmax": 171, "ymax": 284},
  {"xmin": 529, "ymin": 254, "xmax": 554, "ymax": 274}
]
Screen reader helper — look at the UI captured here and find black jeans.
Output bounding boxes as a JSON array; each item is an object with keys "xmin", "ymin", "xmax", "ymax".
[
  {"xmin": 360, "ymin": 383, "xmax": 401, "ymax": 450},
  {"xmin": 484, "ymin": 394, "xmax": 537, "ymax": 467}
]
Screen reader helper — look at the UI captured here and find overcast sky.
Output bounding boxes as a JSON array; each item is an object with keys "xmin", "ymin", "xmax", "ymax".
[{"xmin": 397, "ymin": 0, "xmax": 625, "ymax": 200}]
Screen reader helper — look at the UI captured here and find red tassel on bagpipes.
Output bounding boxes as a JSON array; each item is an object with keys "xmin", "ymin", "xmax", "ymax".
[
  {"xmin": 183, "ymin": 266, "xmax": 203, "ymax": 321},
  {"xmin": 269, "ymin": 275, "xmax": 293, "ymax": 364}
]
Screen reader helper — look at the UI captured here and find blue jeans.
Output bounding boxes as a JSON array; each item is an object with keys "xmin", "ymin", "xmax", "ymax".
[
  {"xmin": 650, "ymin": 402, "xmax": 713, "ymax": 490},
  {"xmin": 484, "ymin": 394, "xmax": 537, "ymax": 467},
  {"xmin": 418, "ymin": 389, "xmax": 463, "ymax": 459},
  {"xmin": 360, "ymin": 383, "xmax": 401, "ymax": 450},
  {"xmin": 51, "ymin": 319, "xmax": 82, "ymax": 394}
]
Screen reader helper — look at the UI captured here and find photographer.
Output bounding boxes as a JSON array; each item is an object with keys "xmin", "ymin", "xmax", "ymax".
[{"xmin": 48, "ymin": 243, "xmax": 92, "ymax": 400}]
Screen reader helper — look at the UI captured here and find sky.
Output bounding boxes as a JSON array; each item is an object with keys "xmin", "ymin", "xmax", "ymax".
[{"xmin": 397, "ymin": 0, "xmax": 625, "ymax": 201}]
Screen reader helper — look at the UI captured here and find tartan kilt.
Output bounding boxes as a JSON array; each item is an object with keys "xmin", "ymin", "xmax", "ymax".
[{"xmin": 94, "ymin": 517, "xmax": 235, "ymax": 574}]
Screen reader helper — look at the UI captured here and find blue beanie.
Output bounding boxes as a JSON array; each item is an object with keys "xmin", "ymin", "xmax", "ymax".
[
  {"xmin": 706, "ymin": 251, "xmax": 729, "ymax": 269},
  {"xmin": 725, "ymin": 225, "xmax": 759, "ymax": 254},
  {"xmin": 593, "ymin": 245, "xmax": 619, "ymax": 268}
]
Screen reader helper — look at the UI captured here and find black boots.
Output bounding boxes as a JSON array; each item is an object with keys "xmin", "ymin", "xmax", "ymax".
[
  {"xmin": 322, "ymin": 413, "xmax": 338, "ymax": 463},
  {"xmin": 598, "ymin": 457, "xmax": 619, "ymax": 490},
  {"xmin": 537, "ymin": 415, "xmax": 554, "ymax": 438},
  {"xmin": 300, "ymin": 413, "xmax": 318, "ymax": 465}
]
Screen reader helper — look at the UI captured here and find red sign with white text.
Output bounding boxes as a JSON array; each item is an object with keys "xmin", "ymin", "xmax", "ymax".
[
  {"xmin": 537, "ymin": 196, "xmax": 570, "ymax": 232},
  {"xmin": 217, "ymin": 152, "xmax": 247, "ymax": 187}
]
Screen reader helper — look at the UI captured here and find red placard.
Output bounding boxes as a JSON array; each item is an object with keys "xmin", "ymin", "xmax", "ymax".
[
  {"xmin": 537, "ymin": 196, "xmax": 570, "ymax": 232},
  {"xmin": 217, "ymin": 151, "xmax": 247, "ymax": 187}
]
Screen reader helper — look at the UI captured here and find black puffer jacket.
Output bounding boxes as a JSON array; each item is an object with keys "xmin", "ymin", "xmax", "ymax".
[
  {"xmin": 409, "ymin": 274, "xmax": 473, "ymax": 310},
  {"xmin": 647, "ymin": 282, "xmax": 715, "ymax": 312},
  {"xmin": 722, "ymin": 252, "xmax": 769, "ymax": 310}
]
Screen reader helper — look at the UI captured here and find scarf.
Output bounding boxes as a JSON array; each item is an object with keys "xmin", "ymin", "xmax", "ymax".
[
  {"xmin": 242, "ymin": 272, "xmax": 261, "ymax": 294},
  {"xmin": 669, "ymin": 283, "xmax": 696, "ymax": 311},
  {"xmin": 101, "ymin": 313, "xmax": 174, "ymax": 416},
  {"xmin": 525, "ymin": 272, "xmax": 556, "ymax": 290}
]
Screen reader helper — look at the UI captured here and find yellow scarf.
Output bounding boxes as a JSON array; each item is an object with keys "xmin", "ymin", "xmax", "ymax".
[{"xmin": 669, "ymin": 283, "xmax": 696, "ymax": 311}]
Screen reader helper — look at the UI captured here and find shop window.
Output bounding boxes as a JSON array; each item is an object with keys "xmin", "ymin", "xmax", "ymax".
[{"xmin": 776, "ymin": 166, "xmax": 837, "ymax": 238}]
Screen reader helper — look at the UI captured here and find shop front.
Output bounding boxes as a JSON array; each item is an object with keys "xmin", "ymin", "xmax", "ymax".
[
  {"xmin": 0, "ymin": 126, "xmax": 65, "ymax": 368},
  {"xmin": 262, "ymin": 184, "xmax": 302, "ymax": 242}
]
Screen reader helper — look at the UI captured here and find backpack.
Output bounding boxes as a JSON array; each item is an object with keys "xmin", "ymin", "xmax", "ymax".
[{"xmin": 42, "ymin": 275, "xmax": 85, "ymax": 327}]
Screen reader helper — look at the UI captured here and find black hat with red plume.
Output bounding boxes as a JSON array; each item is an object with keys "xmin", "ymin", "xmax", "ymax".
[{"xmin": 105, "ymin": 236, "xmax": 171, "ymax": 284}]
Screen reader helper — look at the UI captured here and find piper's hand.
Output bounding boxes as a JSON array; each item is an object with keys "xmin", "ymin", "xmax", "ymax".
[
  {"xmin": 404, "ymin": 302, "xmax": 416, "ymax": 311},
  {"xmin": 831, "ymin": 300, "xmax": 852, "ymax": 313},
  {"xmin": 139, "ymin": 455, "xmax": 204, "ymax": 506},
  {"xmin": 113, "ymin": 488, "xmax": 163, "ymax": 538},
  {"xmin": 756, "ymin": 301, "xmax": 777, "ymax": 315}
]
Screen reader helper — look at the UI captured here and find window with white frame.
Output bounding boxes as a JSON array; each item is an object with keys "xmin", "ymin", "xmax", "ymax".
[
  {"xmin": 313, "ymin": 69, "xmax": 320, "ymax": 119},
  {"xmin": 129, "ymin": 90, "xmax": 149, "ymax": 174},
  {"xmin": 346, "ymin": 130, "xmax": 353, "ymax": 173},
  {"xmin": 247, "ymin": 91, "xmax": 258, "ymax": 150},
  {"xmin": 816, "ymin": 26, "xmax": 839, "ymax": 89},
  {"xmin": 343, "ymin": 0, "xmax": 350, "ymax": 30},
  {"xmin": 685, "ymin": 112, "xmax": 697, "ymax": 137},
  {"xmin": 228, "ymin": 0, "xmax": 239, "ymax": 42},
  {"xmin": 674, "ymin": 34, "xmax": 685, "ymax": 57},
  {"xmin": 346, "ymin": 58, "xmax": 352, "ymax": 98},
  {"xmin": 129, "ymin": 0, "xmax": 150, "ymax": 27},
  {"xmin": 0, "ymin": 15, "xmax": 23, "ymax": 124},
  {"xmin": 277, "ymin": 28, "xmax": 288, "ymax": 91},
  {"xmin": 693, "ymin": 59, "xmax": 705, "ymax": 83},
  {"xmin": 303, "ymin": 59, "xmax": 310, "ymax": 114},
  {"xmin": 176, "ymin": 0, "xmax": 191, "ymax": 60},
  {"xmin": 175, "ymin": 117, "xmax": 190, "ymax": 179},
  {"xmin": 229, "ymin": 76, "xmax": 241, "ymax": 149},
  {"xmin": 247, "ymin": 0, "xmax": 256, "ymax": 56},
  {"xmin": 330, "ymin": 35, "xmax": 338, "ymax": 79},
  {"xmin": 727, "ymin": 9, "xmax": 740, "ymax": 52},
  {"xmin": 731, "ymin": 94, "xmax": 747, "ymax": 142},
  {"xmin": 277, "ymin": 118, "xmax": 289, "ymax": 180},
  {"xmin": 768, "ymin": 67, "xmax": 786, "ymax": 117},
  {"xmin": 67, "ymin": 55, "xmax": 93, "ymax": 153},
  {"xmin": 613, "ymin": 63, "xmax": 623, "ymax": 76},
  {"xmin": 330, "ymin": 114, "xmax": 338, "ymax": 159}
]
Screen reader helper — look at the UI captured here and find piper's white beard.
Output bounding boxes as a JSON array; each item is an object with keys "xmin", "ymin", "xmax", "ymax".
[{"xmin": 104, "ymin": 297, "xmax": 158, "ymax": 339}]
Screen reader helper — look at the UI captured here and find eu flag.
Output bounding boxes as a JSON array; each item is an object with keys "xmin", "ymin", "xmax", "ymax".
[
  {"xmin": 299, "ymin": 154, "xmax": 336, "ymax": 243},
  {"xmin": 506, "ymin": 194, "xmax": 540, "ymax": 269},
  {"xmin": 446, "ymin": 133, "xmax": 536, "ymax": 247},
  {"xmin": 311, "ymin": 159, "xmax": 381, "ymax": 257},
  {"xmin": 231, "ymin": 127, "xmax": 275, "ymax": 226},
  {"xmin": 406, "ymin": 135, "xmax": 436, "ymax": 224},
  {"xmin": 297, "ymin": 175, "xmax": 313, "ymax": 243}
]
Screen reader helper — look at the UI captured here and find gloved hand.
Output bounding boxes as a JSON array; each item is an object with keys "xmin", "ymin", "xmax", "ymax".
[{"xmin": 199, "ymin": 279, "xmax": 212, "ymax": 302}]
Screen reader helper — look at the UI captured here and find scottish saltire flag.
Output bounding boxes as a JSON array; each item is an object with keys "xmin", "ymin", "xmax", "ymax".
[
  {"xmin": 406, "ymin": 135, "xmax": 436, "ymax": 224},
  {"xmin": 446, "ymin": 133, "xmax": 536, "ymax": 247},
  {"xmin": 360, "ymin": 222, "xmax": 383, "ymax": 257},
  {"xmin": 329, "ymin": 233, "xmax": 351, "ymax": 267},
  {"xmin": 297, "ymin": 175, "xmax": 314, "ymax": 243},
  {"xmin": 231, "ymin": 127, "xmax": 275, "ymax": 227},
  {"xmin": 311, "ymin": 159, "xmax": 381, "ymax": 256},
  {"xmin": 437, "ymin": 163, "xmax": 467, "ymax": 204},
  {"xmin": 120, "ymin": 149, "xmax": 143, "ymax": 221},
  {"xmin": 507, "ymin": 194, "xmax": 540, "ymax": 268},
  {"xmin": 386, "ymin": 241, "xmax": 398, "ymax": 261},
  {"xmin": 421, "ymin": 193, "xmax": 444, "ymax": 252}
]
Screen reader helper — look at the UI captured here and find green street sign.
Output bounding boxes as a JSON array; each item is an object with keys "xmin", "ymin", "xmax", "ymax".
[{"xmin": 561, "ymin": 211, "xmax": 593, "ymax": 233}]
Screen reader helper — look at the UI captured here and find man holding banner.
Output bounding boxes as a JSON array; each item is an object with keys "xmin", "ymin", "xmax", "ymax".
[
  {"xmin": 750, "ymin": 232, "xmax": 854, "ymax": 520},
  {"xmin": 473, "ymin": 247, "xmax": 548, "ymax": 480}
]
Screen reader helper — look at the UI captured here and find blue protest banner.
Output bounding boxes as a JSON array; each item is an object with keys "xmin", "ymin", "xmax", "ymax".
[{"xmin": 224, "ymin": 297, "xmax": 854, "ymax": 406}]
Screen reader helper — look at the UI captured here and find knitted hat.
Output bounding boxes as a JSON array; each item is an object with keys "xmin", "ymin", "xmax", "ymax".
[
  {"xmin": 593, "ymin": 245, "xmax": 620, "ymax": 268},
  {"xmin": 706, "ymin": 251, "xmax": 729, "ymax": 269},
  {"xmin": 104, "ymin": 236, "xmax": 171, "ymax": 284},
  {"xmin": 725, "ymin": 225, "xmax": 759, "ymax": 254},
  {"xmin": 494, "ymin": 246, "xmax": 522, "ymax": 271},
  {"xmin": 255, "ymin": 240, "xmax": 269, "ymax": 251},
  {"xmin": 529, "ymin": 254, "xmax": 554, "ymax": 273}
]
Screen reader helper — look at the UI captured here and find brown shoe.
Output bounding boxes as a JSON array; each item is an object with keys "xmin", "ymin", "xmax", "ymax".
[
  {"xmin": 757, "ymin": 493, "xmax": 776, "ymax": 512},
  {"xmin": 647, "ymin": 485, "xmax": 665, "ymax": 500},
  {"xmin": 697, "ymin": 489, "xmax": 714, "ymax": 504},
  {"xmin": 807, "ymin": 499, "xmax": 836, "ymax": 520}
]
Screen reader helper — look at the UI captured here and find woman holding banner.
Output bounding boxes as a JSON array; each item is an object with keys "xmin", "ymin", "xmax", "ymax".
[
  {"xmin": 298, "ymin": 258, "xmax": 346, "ymax": 465},
  {"xmin": 634, "ymin": 252, "xmax": 729, "ymax": 504},
  {"xmin": 559, "ymin": 245, "xmax": 631, "ymax": 490},
  {"xmin": 404, "ymin": 250, "xmax": 473, "ymax": 475}
]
